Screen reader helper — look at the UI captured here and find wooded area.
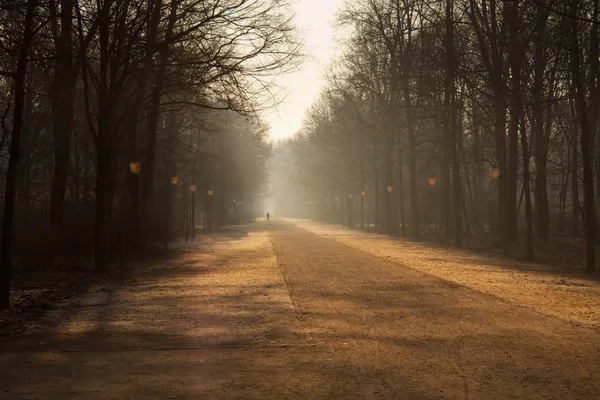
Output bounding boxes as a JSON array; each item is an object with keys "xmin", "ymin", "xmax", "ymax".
[
  {"xmin": 0, "ymin": 0, "xmax": 300, "ymax": 309},
  {"xmin": 274, "ymin": 0, "xmax": 600, "ymax": 274}
]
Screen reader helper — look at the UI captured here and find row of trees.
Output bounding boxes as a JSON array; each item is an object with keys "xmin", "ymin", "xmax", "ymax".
[
  {"xmin": 0, "ymin": 0, "xmax": 299, "ymax": 309},
  {"xmin": 282, "ymin": 0, "xmax": 600, "ymax": 273}
]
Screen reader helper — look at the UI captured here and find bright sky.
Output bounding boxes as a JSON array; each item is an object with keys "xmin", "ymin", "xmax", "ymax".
[{"xmin": 265, "ymin": 0, "xmax": 346, "ymax": 141}]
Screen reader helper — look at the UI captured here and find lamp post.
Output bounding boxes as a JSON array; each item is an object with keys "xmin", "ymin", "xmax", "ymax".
[
  {"xmin": 428, "ymin": 177, "xmax": 437, "ymax": 234},
  {"xmin": 335, "ymin": 194, "xmax": 343, "ymax": 226},
  {"xmin": 129, "ymin": 161, "xmax": 142, "ymax": 174},
  {"xmin": 164, "ymin": 174, "xmax": 179, "ymax": 249},
  {"xmin": 384, "ymin": 185, "xmax": 394, "ymax": 234},
  {"xmin": 127, "ymin": 161, "xmax": 142, "ymax": 252},
  {"xmin": 360, "ymin": 190, "xmax": 366, "ymax": 230},
  {"xmin": 347, "ymin": 193, "xmax": 354, "ymax": 228},
  {"xmin": 207, "ymin": 189, "xmax": 214, "ymax": 234},
  {"xmin": 190, "ymin": 184, "xmax": 197, "ymax": 238},
  {"xmin": 489, "ymin": 167, "xmax": 500, "ymax": 180}
]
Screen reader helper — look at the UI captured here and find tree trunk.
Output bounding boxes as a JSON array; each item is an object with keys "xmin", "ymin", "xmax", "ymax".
[
  {"xmin": 472, "ymin": 107, "xmax": 483, "ymax": 231},
  {"xmin": 384, "ymin": 131, "xmax": 394, "ymax": 234},
  {"xmin": 494, "ymin": 90, "xmax": 508, "ymax": 254},
  {"xmin": 0, "ymin": 0, "xmax": 38, "ymax": 309},
  {"xmin": 126, "ymin": 0, "xmax": 161, "ymax": 248},
  {"xmin": 507, "ymin": 115, "xmax": 519, "ymax": 243},
  {"xmin": 520, "ymin": 117, "xmax": 534, "ymax": 261},
  {"xmin": 559, "ymin": 144, "xmax": 569, "ymax": 233},
  {"xmin": 397, "ymin": 146, "xmax": 406, "ymax": 235},
  {"xmin": 533, "ymin": 4, "xmax": 550, "ymax": 242},
  {"xmin": 590, "ymin": 0, "xmax": 600, "ymax": 201},
  {"xmin": 507, "ymin": 0, "xmax": 522, "ymax": 245},
  {"xmin": 446, "ymin": 0, "xmax": 461, "ymax": 246},
  {"xmin": 94, "ymin": 0, "xmax": 114, "ymax": 273},
  {"xmin": 400, "ymin": 12, "xmax": 420, "ymax": 239},
  {"xmin": 570, "ymin": 0, "xmax": 597, "ymax": 273},
  {"xmin": 403, "ymin": 81, "xmax": 419, "ymax": 238},
  {"xmin": 570, "ymin": 93, "xmax": 580, "ymax": 235},
  {"xmin": 50, "ymin": 0, "xmax": 77, "ymax": 227},
  {"xmin": 82, "ymin": 126, "xmax": 91, "ymax": 208},
  {"xmin": 509, "ymin": 0, "xmax": 532, "ymax": 259},
  {"xmin": 17, "ymin": 86, "xmax": 34, "ymax": 213},
  {"xmin": 141, "ymin": 0, "xmax": 177, "ymax": 237},
  {"xmin": 441, "ymin": 121, "xmax": 452, "ymax": 242},
  {"xmin": 360, "ymin": 159, "xmax": 365, "ymax": 230}
]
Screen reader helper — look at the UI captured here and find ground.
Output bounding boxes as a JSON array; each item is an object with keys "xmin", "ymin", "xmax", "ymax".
[{"xmin": 1, "ymin": 220, "xmax": 600, "ymax": 399}]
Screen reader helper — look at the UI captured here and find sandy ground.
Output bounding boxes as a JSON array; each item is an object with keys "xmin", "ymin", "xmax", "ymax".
[
  {"xmin": 1, "ymin": 220, "xmax": 599, "ymax": 399},
  {"xmin": 292, "ymin": 219, "xmax": 600, "ymax": 328}
]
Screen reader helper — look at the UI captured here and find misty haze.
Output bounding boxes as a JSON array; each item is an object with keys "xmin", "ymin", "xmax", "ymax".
[{"xmin": 1, "ymin": 0, "xmax": 600, "ymax": 399}]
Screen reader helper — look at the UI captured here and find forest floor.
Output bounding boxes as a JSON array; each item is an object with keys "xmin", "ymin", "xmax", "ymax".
[{"xmin": 1, "ymin": 220, "xmax": 600, "ymax": 399}]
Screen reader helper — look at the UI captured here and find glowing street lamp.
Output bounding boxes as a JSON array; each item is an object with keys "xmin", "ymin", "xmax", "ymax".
[
  {"xmin": 386, "ymin": 185, "xmax": 393, "ymax": 193},
  {"xmin": 170, "ymin": 175, "xmax": 179, "ymax": 185},
  {"xmin": 489, "ymin": 167, "xmax": 500, "ymax": 180},
  {"xmin": 207, "ymin": 190, "xmax": 214, "ymax": 196},
  {"xmin": 129, "ymin": 161, "xmax": 142, "ymax": 174},
  {"xmin": 428, "ymin": 177, "xmax": 437, "ymax": 187}
]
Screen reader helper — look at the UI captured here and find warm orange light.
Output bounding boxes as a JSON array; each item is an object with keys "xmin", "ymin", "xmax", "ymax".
[
  {"xmin": 170, "ymin": 175, "xmax": 179, "ymax": 185},
  {"xmin": 386, "ymin": 185, "xmax": 393, "ymax": 193},
  {"xmin": 129, "ymin": 161, "xmax": 142, "ymax": 174},
  {"xmin": 428, "ymin": 177, "xmax": 437, "ymax": 186},
  {"xmin": 208, "ymin": 190, "xmax": 214, "ymax": 196},
  {"xmin": 489, "ymin": 167, "xmax": 500, "ymax": 179}
]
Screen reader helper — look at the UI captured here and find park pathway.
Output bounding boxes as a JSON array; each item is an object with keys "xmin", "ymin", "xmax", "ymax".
[{"xmin": 1, "ymin": 220, "xmax": 599, "ymax": 399}]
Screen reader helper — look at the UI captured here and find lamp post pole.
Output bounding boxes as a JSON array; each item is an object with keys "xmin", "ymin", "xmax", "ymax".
[
  {"xmin": 192, "ymin": 191, "xmax": 195, "ymax": 238},
  {"xmin": 207, "ymin": 190, "xmax": 214, "ymax": 234},
  {"xmin": 428, "ymin": 177, "xmax": 438, "ymax": 235},
  {"xmin": 190, "ymin": 185, "xmax": 197, "ymax": 239},
  {"xmin": 361, "ymin": 190, "xmax": 366, "ymax": 230}
]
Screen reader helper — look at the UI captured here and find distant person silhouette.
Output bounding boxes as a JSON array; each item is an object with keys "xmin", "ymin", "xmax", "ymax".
[{"xmin": 266, "ymin": 212, "xmax": 270, "ymax": 221}]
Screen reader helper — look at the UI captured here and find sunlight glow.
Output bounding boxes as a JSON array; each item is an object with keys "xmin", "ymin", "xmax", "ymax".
[{"xmin": 265, "ymin": 0, "xmax": 346, "ymax": 140}]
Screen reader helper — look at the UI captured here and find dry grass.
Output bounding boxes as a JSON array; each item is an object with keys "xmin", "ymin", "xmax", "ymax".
[{"xmin": 293, "ymin": 220, "xmax": 600, "ymax": 328}]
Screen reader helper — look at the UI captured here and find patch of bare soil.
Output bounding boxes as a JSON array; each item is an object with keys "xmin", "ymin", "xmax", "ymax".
[
  {"xmin": 0, "ymin": 260, "xmax": 108, "ymax": 337},
  {"xmin": 294, "ymin": 220, "xmax": 600, "ymax": 328},
  {"xmin": 0, "ymin": 246, "xmax": 184, "ymax": 338}
]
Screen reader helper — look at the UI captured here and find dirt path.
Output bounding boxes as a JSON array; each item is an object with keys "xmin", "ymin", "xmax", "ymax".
[
  {"xmin": 1, "ymin": 221, "xmax": 600, "ymax": 399},
  {"xmin": 291, "ymin": 219, "xmax": 600, "ymax": 328}
]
